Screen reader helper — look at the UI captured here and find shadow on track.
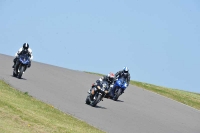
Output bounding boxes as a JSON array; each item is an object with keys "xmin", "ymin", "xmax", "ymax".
[
  {"xmin": 115, "ymin": 99, "xmax": 124, "ymax": 102},
  {"xmin": 104, "ymin": 98, "xmax": 124, "ymax": 102},
  {"xmin": 94, "ymin": 105, "xmax": 107, "ymax": 109},
  {"xmin": 85, "ymin": 103, "xmax": 107, "ymax": 109},
  {"xmin": 10, "ymin": 75, "xmax": 27, "ymax": 80}
]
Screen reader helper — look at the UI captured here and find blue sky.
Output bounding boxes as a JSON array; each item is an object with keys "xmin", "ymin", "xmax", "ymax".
[{"xmin": 0, "ymin": 0, "xmax": 200, "ymax": 93}]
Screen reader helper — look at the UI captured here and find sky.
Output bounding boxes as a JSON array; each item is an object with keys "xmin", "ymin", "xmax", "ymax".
[{"xmin": 0, "ymin": 0, "xmax": 200, "ymax": 93}]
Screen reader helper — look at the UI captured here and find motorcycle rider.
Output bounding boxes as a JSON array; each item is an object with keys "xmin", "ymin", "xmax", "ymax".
[
  {"xmin": 12, "ymin": 43, "xmax": 33, "ymax": 70},
  {"xmin": 89, "ymin": 72, "xmax": 115, "ymax": 99},
  {"xmin": 110, "ymin": 67, "xmax": 131, "ymax": 98}
]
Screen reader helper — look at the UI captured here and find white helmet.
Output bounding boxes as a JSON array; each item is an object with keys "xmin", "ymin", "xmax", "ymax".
[{"xmin": 123, "ymin": 67, "xmax": 129, "ymax": 76}]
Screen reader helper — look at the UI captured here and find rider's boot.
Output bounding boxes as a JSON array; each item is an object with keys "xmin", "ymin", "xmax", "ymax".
[
  {"xmin": 12, "ymin": 58, "xmax": 17, "ymax": 68},
  {"xmin": 12, "ymin": 63, "xmax": 15, "ymax": 68}
]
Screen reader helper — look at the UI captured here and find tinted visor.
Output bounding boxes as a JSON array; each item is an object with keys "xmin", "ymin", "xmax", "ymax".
[
  {"xmin": 23, "ymin": 46, "xmax": 28, "ymax": 50},
  {"xmin": 124, "ymin": 70, "xmax": 128, "ymax": 73},
  {"xmin": 123, "ymin": 71, "xmax": 128, "ymax": 77}
]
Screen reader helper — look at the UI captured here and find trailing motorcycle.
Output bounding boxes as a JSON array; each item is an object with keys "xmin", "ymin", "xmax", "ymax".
[
  {"xmin": 13, "ymin": 53, "xmax": 30, "ymax": 79},
  {"xmin": 112, "ymin": 77, "xmax": 127, "ymax": 101},
  {"xmin": 85, "ymin": 81, "xmax": 109, "ymax": 107}
]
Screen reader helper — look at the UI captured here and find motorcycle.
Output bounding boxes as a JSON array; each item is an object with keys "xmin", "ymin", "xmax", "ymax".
[
  {"xmin": 85, "ymin": 81, "xmax": 109, "ymax": 107},
  {"xmin": 13, "ymin": 53, "xmax": 30, "ymax": 79},
  {"xmin": 112, "ymin": 77, "xmax": 127, "ymax": 101}
]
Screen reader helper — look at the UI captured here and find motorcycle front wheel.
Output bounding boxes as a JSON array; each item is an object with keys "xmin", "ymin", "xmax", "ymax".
[
  {"xmin": 113, "ymin": 88, "xmax": 122, "ymax": 101},
  {"xmin": 17, "ymin": 66, "xmax": 25, "ymax": 79},
  {"xmin": 91, "ymin": 94, "xmax": 102, "ymax": 107}
]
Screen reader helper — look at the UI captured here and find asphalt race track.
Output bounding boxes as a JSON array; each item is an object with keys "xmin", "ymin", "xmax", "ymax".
[{"xmin": 0, "ymin": 53, "xmax": 200, "ymax": 133}]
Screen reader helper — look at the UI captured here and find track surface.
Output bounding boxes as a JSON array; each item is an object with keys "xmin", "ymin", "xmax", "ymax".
[{"xmin": 0, "ymin": 54, "xmax": 200, "ymax": 133}]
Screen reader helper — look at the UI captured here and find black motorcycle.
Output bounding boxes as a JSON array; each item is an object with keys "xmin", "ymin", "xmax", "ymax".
[
  {"xmin": 13, "ymin": 53, "xmax": 30, "ymax": 79},
  {"xmin": 85, "ymin": 81, "xmax": 109, "ymax": 107}
]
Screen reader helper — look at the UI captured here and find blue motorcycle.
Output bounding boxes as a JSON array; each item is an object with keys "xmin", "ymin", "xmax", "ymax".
[
  {"xmin": 13, "ymin": 53, "xmax": 30, "ymax": 79},
  {"xmin": 112, "ymin": 77, "xmax": 127, "ymax": 101}
]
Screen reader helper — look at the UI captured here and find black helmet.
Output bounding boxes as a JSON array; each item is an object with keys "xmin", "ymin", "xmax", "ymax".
[{"xmin": 23, "ymin": 43, "xmax": 29, "ymax": 50}]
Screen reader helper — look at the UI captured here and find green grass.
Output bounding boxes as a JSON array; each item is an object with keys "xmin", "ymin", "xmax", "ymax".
[
  {"xmin": 85, "ymin": 71, "xmax": 200, "ymax": 110},
  {"xmin": 1, "ymin": 71, "xmax": 200, "ymax": 133},
  {"xmin": 0, "ymin": 80, "xmax": 105, "ymax": 133}
]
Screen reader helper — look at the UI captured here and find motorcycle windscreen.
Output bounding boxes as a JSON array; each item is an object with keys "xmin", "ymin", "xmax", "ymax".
[{"xmin": 19, "ymin": 55, "xmax": 30, "ymax": 64}]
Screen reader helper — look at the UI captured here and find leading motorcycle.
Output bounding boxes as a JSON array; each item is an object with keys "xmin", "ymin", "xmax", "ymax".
[
  {"xmin": 85, "ymin": 81, "xmax": 109, "ymax": 107},
  {"xmin": 13, "ymin": 53, "xmax": 30, "ymax": 79}
]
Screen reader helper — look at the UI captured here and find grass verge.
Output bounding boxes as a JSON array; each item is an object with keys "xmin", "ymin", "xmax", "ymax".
[
  {"xmin": 85, "ymin": 71, "xmax": 200, "ymax": 110},
  {"xmin": 0, "ymin": 80, "xmax": 105, "ymax": 133}
]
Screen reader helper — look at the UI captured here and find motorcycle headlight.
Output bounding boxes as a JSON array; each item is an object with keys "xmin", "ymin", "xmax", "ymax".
[
  {"xmin": 103, "ymin": 84, "xmax": 106, "ymax": 88},
  {"xmin": 101, "ymin": 87, "xmax": 105, "ymax": 91}
]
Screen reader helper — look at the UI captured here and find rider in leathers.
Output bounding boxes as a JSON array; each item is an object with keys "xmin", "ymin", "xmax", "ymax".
[
  {"xmin": 110, "ymin": 67, "xmax": 131, "ymax": 98},
  {"xmin": 89, "ymin": 72, "xmax": 115, "ymax": 99},
  {"xmin": 13, "ymin": 43, "xmax": 33, "ymax": 71}
]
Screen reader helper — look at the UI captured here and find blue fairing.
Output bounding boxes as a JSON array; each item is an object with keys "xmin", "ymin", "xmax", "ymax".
[
  {"xmin": 114, "ymin": 77, "xmax": 127, "ymax": 90},
  {"xmin": 19, "ymin": 55, "xmax": 30, "ymax": 65}
]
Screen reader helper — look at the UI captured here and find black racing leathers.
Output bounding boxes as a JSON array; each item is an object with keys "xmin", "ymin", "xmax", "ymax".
[
  {"xmin": 115, "ymin": 71, "xmax": 130, "ymax": 86},
  {"xmin": 90, "ymin": 75, "xmax": 115, "ymax": 94},
  {"xmin": 96, "ymin": 75, "xmax": 114, "ymax": 86}
]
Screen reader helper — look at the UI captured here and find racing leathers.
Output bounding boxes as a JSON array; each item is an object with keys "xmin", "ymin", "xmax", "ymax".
[
  {"xmin": 89, "ymin": 75, "xmax": 115, "ymax": 98},
  {"xmin": 115, "ymin": 70, "xmax": 130, "ymax": 86}
]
